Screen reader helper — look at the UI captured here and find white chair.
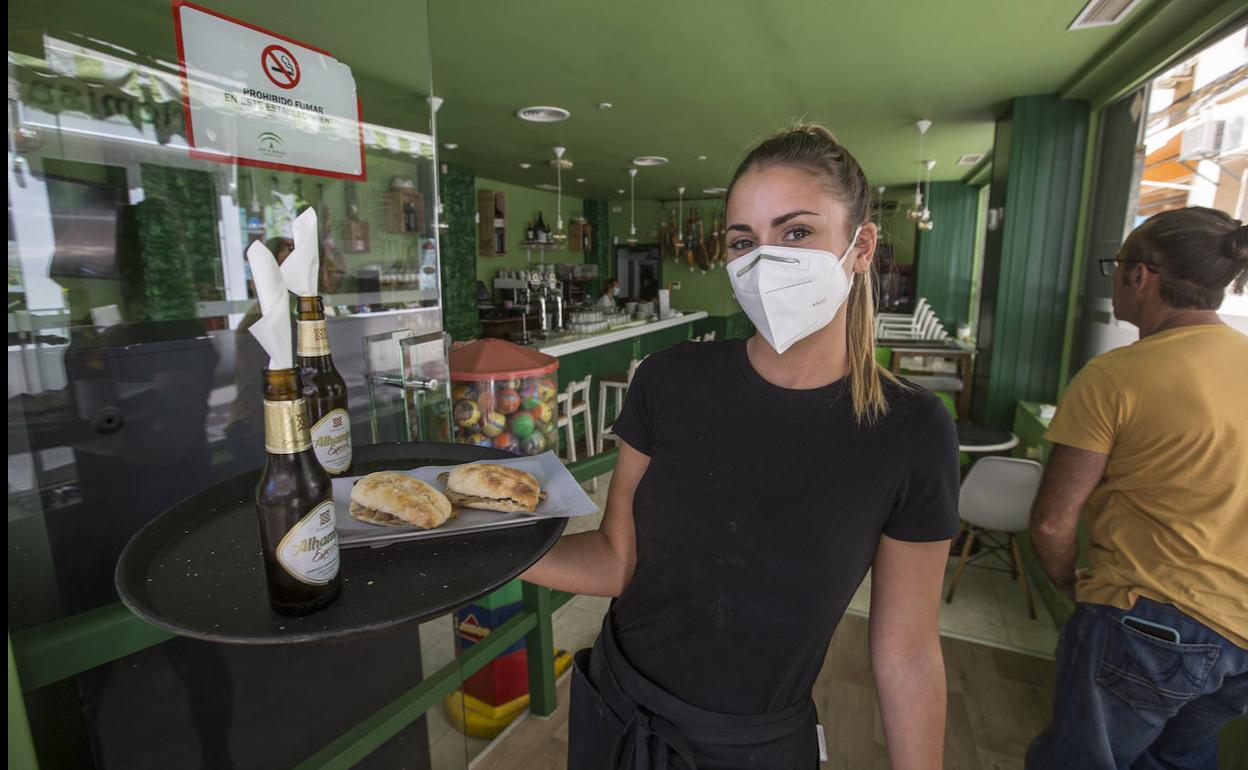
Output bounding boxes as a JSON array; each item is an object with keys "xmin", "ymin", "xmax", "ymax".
[
  {"xmin": 945, "ymin": 457, "xmax": 1044, "ymax": 620},
  {"xmin": 597, "ymin": 358, "xmax": 643, "ymax": 453},
  {"xmin": 556, "ymin": 374, "xmax": 596, "ymax": 488},
  {"xmin": 701, "ymin": 331, "xmax": 716, "ymax": 342}
]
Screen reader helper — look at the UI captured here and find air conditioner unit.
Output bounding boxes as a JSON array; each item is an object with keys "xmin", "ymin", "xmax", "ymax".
[
  {"xmin": 1220, "ymin": 116, "xmax": 1247, "ymax": 157},
  {"xmin": 1179, "ymin": 121, "xmax": 1224, "ymax": 161}
]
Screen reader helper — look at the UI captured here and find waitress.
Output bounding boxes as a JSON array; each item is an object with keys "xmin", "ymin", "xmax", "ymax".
[
  {"xmin": 522, "ymin": 124, "xmax": 957, "ymax": 768},
  {"xmin": 597, "ymin": 278, "xmax": 621, "ymax": 310}
]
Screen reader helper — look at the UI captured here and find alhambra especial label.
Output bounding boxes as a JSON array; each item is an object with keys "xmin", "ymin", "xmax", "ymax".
[
  {"xmin": 263, "ymin": 399, "xmax": 312, "ymax": 454},
  {"xmin": 277, "ymin": 499, "xmax": 340, "ymax": 585},
  {"xmin": 310, "ymin": 408, "xmax": 352, "ymax": 474},
  {"xmin": 297, "ymin": 319, "xmax": 332, "ymax": 357}
]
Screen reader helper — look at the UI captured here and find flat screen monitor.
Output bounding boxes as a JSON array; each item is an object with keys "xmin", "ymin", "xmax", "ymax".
[{"xmin": 46, "ymin": 174, "xmax": 124, "ymax": 279}]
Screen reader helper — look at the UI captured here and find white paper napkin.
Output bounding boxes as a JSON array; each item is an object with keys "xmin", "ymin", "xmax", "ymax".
[
  {"xmin": 280, "ymin": 208, "xmax": 320, "ymax": 297},
  {"xmin": 246, "ymin": 240, "xmax": 293, "ymax": 369}
]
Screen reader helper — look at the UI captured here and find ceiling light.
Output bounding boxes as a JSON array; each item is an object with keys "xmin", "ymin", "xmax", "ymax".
[
  {"xmin": 442, "ymin": 143, "xmax": 457, "ymax": 150},
  {"xmin": 702, "ymin": 187, "xmax": 727, "ymax": 195},
  {"xmin": 617, "ymin": 189, "xmax": 625, "ymax": 195},
  {"xmin": 535, "ymin": 183, "xmax": 560, "ymax": 192},
  {"xmin": 633, "ymin": 156, "xmax": 668, "ymax": 167},
  {"xmin": 575, "ymin": 177, "xmax": 586, "ymax": 183},
  {"xmin": 957, "ymin": 153, "xmax": 985, "ymax": 166},
  {"xmin": 697, "ymin": 155, "xmax": 707, "ymax": 161},
  {"xmin": 515, "ymin": 105, "xmax": 571, "ymax": 123},
  {"xmin": 518, "ymin": 162, "xmax": 532, "ymax": 169},
  {"xmin": 598, "ymin": 102, "xmax": 613, "ymax": 110},
  {"xmin": 1069, "ymin": 0, "xmax": 1143, "ymax": 30}
]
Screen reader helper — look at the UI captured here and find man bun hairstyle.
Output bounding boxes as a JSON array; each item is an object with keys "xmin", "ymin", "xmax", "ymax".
[{"xmin": 1125, "ymin": 206, "xmax": 1248, "ymax": 310}]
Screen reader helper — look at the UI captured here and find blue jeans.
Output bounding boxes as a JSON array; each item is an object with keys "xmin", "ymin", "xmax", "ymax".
[{"xmin": 1027, "ymin": 598, "xmax": 1248, "ymax": 770}]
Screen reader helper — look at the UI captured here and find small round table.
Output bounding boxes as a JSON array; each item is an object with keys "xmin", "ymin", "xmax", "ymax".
[
  {"xmin": 115, "ymin": 442, "xmax": 566, "ymax": 645},
  {"xmin": 955, "ymin": 422, "xmax": 1020, "ymax": 454}
]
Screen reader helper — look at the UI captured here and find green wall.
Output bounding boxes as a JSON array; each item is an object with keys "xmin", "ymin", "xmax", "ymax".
[
  {"xmin": 915, "ymin": 181, "xmax": 981, "ymax": 332},
  {"xmin": 982, "ymin": 94, "xmax": 1090, "ymax": 427},
  {"xmin": 439, "ymin": 162, "xmax": 480, "ymax": 341},
  {"xmin": 878, "ymin": 190, "xmax": 917, "ymax": 266},
  {"xmin": 473, "ymin": 177, "xmax": 585, "ymax": 285}
]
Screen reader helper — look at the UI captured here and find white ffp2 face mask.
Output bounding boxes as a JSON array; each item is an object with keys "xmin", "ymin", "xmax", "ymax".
[{"xmin": 727, "ymin": 225, "xmax": 862, "ymax": 355}]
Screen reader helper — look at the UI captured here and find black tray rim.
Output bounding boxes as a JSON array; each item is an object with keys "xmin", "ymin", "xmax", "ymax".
[{"xmin": 114, "ymin": 442, "xmax": 568, "ymax": 645}]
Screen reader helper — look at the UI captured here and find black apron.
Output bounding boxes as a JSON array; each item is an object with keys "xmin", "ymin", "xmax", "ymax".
[{"xmin": 569, "ymin": 614, "xmax": 819, "ymax": 770}]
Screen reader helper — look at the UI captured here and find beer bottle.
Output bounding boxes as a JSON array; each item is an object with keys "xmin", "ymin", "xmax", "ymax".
[
  {"xmin": 296, "ymin": 296, "xmax": 353, "ymax": 476},
  {"xmin": 257, "ymin": 367, "xmax": 342, "ymax": 615}
]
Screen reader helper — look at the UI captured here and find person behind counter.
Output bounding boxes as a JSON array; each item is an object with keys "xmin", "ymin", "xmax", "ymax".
[
  {"xmin": 521, "ymin": 123, "xmax": 958, "ymax": 768},
  {"xmin": 595, "ymin": 278, "xmax": 620, "ymax": 310}
]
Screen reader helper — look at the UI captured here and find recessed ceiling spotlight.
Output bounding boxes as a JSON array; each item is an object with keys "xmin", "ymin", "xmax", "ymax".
[
  {"xmin": 575, "ymin": 177, "xmax": 586, "ymax": 183},
  {"xmin": 632, "ymin": 156, "xmax": 668, "ymax": 167},
  {"xmin": 697, "ymin": 155, "xmax": 707, "ymax": 161},
  {"xmin": 702, "ymin": 187, "xmax": 727, "ymax": 195},
  {"xmin": 617, "ymin": 189, "xmax": 625, "ymax": 194},
  {"xmin": 515, "ymin": 105, "xmax": 571, "ymax": 123},
  {"xmin": 518, "ymin": 162, "xmax": 532, "ymax": 169},
  {"xmin": 957, "ymin": 153, "xmax": 986, "ymax": 166},
  {"xmin": 535, "ymin": 183, "xmax": 560, "ymax": 192},
  {"xmin": 443, "ymin": 143, "xmax": 458, "ymax": 150},
  {"xmin": 598, "ymin": 102, "xmax": 613, "ymax": 110}
]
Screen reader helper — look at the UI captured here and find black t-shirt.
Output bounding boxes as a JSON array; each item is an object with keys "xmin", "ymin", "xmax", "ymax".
[{"xmin": 609, "ymin": 339, "xmax": 959, "ymax": 714}]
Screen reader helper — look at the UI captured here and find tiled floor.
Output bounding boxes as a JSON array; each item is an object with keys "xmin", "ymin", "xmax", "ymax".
[{"xmin": 421, "ymin": 472, "xmax": 1059, "ymax": 767}]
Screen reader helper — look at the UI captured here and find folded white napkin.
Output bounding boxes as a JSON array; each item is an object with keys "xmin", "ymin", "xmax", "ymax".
[
  {"xmin": 246, "ymin": 240, "xmax": 293, "ymax": 369},
  {"xmin": 280, "ymin": 208, "xmax": 320, "ymax": 298}
]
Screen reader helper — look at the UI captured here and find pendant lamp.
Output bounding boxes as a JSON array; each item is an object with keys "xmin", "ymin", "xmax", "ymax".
[
  {"xmin": 906, "ymin": 120, "xmax": 932, "ymax": 223},
  {"xmin": 627, "ymin": 168, "xmax": 639, "ymax": 246},
  {"xmin": 551, "ymin": 146, "xmax": 568, "ymax": 244},
  {"xmin": 917, "ymin": 160, "xmax": 936, "ymax": 231}
]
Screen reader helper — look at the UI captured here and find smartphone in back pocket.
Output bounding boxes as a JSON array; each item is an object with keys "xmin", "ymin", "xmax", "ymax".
[{"xmin": 1122, "ymin": 615, "xmax": 1182, "ymax": 643}]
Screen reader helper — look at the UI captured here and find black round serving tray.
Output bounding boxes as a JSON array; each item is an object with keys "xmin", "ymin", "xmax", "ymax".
[{"xmin": 115, "ymin": 442, "xmax": 566, "ymax": 645}]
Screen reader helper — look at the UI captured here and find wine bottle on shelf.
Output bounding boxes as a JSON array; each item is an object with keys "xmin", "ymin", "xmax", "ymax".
[
  {"xmin": 535, "ymin": 211, "xmax": 548, "ymax": 244},
  {"xmin": 494, "ymin": 199, "xmax": 506, "ymax": 254},
  {"xmin": 525, "ymin": 222, "xmax": 536, "ymax": 242}
]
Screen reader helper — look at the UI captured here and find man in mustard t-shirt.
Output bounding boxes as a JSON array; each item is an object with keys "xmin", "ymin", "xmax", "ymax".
[{"xmin": 1026, "ymin": 207, "xmax": 1248, "ymax": 770}]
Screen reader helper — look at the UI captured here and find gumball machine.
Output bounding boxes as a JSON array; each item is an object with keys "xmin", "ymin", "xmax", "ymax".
[{"xmin": 448, "ymin": 339, "xmax": 559, "ymax": 456}]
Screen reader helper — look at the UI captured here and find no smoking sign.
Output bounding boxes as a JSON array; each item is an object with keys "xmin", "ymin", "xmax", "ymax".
[{"xmin": 262, "ymin": 44, "xmax": 300, "ymax": 89}]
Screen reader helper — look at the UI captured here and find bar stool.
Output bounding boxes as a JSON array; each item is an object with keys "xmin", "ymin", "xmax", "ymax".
[
  {"xmin": 556, "ymin": 374, "xmax": 596, "ymax": 488},
  {"xmin": 597, "ymin": 358, "xmax": 642, "ymax": 452}
]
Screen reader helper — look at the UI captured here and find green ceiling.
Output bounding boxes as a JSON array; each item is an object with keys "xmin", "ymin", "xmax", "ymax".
[
  {"xmin": 8, "ymin": 0, "xmax": 1240, "ymax": 199},
  {"xmin": 427, "ymin": 0, "xmax": 1236, "ymax": 198}
]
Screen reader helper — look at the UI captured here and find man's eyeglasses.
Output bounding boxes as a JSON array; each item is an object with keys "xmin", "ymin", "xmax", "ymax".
[{"xmin": 1098, "ymin": 259, "xmax": 1157, "ymax": 278}]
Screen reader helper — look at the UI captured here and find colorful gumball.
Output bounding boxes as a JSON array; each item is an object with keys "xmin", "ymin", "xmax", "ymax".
[
  {"xmin": 503, "ymin": 377, "xmax": 523, "ymax": 390},
  {"xmin": 454, "ymin": 400, "xmax": 482, "ymax": 427},
  {"xmin": 532, "ymin": 402, "xmax": 554, "ymax": 425},
  {"xmin": 492, "ymin": 431, "xmax": 519, "ymax": 453},
  {"xmin": 452, "ymin": 383, "xmax": 475, "ymax": 402},
  {"xmin": 520, "ymin": 432, "xmax": 546, "ymax": 456},
  {"xmin": 475, "ymin": 388, "xmax": 497, "ymax": 414},
  {"xmin": 520, "ymin": 383, "xmax": 541, "ymax": 410},
  {"xmin": 510, "ymin": 412, "xmax": 536, "ymax": 438},
  {"xmin": 467, "ymin": 432, "xmax": 493, "ymax": 447},
  {"xmin": 537, "ymin": 377, "xmax": 557, "ymax": 401},
  {"xmin": 481, "ymin": 411, "xmax": 507, "ymax": 437},
  {"xmin": 497, "ymin": 388, "xmax": 521, "ymax": 414}
]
